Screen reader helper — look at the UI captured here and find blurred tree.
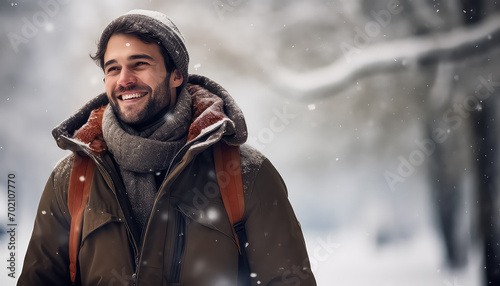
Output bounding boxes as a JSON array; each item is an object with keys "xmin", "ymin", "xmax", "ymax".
[
  {"xmin": 258, "ymin": 1, "xmax": 500, "ymax": 284},
  {"xmin": 463, "ymin": 0, "xmax": 500, "ymax": 285}
]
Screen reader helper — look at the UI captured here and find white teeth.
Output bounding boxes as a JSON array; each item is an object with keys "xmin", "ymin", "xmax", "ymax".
[{"xmin": 122, "ymin": 93, "xmax": 144, "ymax": 100}]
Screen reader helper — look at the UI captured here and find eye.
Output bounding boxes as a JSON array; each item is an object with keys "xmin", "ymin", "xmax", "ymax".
[
  {"xmin": 134, "ymin": 61, "xmax": 149, "ymax": 67},
  {"xmin": 106, "ymin": 66, "xmax": 120, "ymax": 74}
]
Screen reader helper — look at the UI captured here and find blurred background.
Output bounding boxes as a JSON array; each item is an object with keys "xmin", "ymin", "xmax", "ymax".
[{"xmin": 2, "ymin": 0, "xmax": 500, "ymax": 285}]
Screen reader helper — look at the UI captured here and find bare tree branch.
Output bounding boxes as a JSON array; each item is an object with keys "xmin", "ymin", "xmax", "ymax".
[{"xmin": 273, "ymin": 14, "xmax": 500, "ymax": 100}]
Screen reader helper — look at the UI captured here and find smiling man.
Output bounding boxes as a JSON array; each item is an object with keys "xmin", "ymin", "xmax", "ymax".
[
  {"xmin": 103, "ymin": 33, "xmax": 179, "ymax": 126},
  {"xmin": 18, "ymin": 10, "xmax": 316, "ymax": 286}
]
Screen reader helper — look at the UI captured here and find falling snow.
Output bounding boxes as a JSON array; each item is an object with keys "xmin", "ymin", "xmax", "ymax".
[{"xmin": 4, "ymin": 2, "xmax": 495, "ymax": 285}]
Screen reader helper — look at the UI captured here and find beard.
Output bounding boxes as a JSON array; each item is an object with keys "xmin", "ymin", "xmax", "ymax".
[{"xmin": 109, "ymin": 78, "xmax": 172, "ymax": 128}]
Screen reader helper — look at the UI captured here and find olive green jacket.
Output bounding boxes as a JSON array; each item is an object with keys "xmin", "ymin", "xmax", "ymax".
[{"xmin": 18, "ymin": 75, "xmax": 316, "ymax": 286}]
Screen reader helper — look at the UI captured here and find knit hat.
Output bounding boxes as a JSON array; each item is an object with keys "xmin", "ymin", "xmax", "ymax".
[{"xmin": 99, "ymin": 9, "xmax": 189, "ymax": 84}]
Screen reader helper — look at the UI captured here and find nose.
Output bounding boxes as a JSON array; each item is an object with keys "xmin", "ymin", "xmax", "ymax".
[{"xmin": 117, "ymin": 67, "xmax": 137, "ymax": 88}]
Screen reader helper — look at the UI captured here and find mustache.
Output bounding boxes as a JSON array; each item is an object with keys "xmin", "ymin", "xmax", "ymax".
[{"xmin": 114, "ymin": 84, "xmax": 151, "ymax": 93}]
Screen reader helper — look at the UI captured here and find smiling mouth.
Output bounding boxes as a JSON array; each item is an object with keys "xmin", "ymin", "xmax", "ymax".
[{"xmin": 119, "ymin": 92, "xmax": 147, "ymax": 100}]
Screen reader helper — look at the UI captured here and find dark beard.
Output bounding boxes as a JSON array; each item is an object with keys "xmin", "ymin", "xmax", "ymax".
[{"xmin": 110, "ymin": 78, "xmax": 172, "ymax": 132}]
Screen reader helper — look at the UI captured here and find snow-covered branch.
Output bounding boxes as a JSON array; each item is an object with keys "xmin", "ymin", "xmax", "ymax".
[{"xmin": 273, "ymin": 15, "xmax": 500, "ymax": 99}]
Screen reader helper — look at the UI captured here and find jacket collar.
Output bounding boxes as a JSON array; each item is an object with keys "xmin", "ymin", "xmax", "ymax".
[{"xmin": 51, "ymin": 74, "xmax": 248, "ymax": 155}]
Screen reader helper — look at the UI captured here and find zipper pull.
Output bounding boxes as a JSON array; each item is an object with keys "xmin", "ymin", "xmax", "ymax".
[{"xmin": 132, "ymin": 272, "xmax": 137, "ymax": 285}]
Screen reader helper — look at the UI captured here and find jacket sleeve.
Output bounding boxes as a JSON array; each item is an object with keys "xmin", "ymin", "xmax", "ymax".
[
  {"xmin": 17, "ymin": 157, "xmax": 73, "ymax": 286},
  {"xmin": 243, "ymin": 158, "xmax": 316, "ymax": 286}
]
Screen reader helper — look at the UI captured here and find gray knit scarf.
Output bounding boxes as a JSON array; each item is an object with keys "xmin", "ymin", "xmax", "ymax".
[{"xmin": 102, "ymin": 88, "xmax": 192, "ymax": 231}]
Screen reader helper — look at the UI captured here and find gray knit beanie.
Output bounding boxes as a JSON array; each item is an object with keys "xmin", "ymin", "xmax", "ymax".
[{"xmin": 99, "ymin": 9, "xmax": 189, "ymax": 83}]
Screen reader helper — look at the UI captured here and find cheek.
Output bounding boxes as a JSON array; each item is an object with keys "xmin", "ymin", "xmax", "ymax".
[
  {"xmin": 144, "ymin": 75, "xmax": 164, "ymax": 88},
  {"xmin": 104, "ymin": 78, "xmax": 116, "ymax": 93},
  {"xmin": 148, "ymin": 68, "xmax": 168, "ymax": 86}
]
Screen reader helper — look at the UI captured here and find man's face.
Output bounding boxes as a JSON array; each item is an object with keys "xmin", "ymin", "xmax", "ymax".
[{"xmin": 103, "ymin": 33, "xmax": 174, "ymax": 125}]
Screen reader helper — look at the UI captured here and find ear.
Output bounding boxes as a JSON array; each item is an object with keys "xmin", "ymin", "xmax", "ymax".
[{"xmin": 169, "ymin": 69, "xmax": 184, "ymax": 88}]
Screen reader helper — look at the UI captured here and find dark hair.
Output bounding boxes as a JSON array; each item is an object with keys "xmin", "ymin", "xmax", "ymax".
[{"xmin": 90, "ymin": 19, "xmax": 176, "ymax": 73}]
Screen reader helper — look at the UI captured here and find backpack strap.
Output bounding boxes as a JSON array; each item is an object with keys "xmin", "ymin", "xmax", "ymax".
[
  {"xmin": 68, "ymin": 153, "xmax": 95, "ymax": 283},
  {"xmin": 213, "ymin": 142, "xmax": 245, "ymax": 250},
  {"xmin": 213, "ymin": 142, "xmax": 250, "ymax": 286}
]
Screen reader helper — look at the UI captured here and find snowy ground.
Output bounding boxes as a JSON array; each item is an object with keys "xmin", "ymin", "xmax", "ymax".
[{"xmin": 305, "ymin": 228, "xmax": 482, "ymax": 286}]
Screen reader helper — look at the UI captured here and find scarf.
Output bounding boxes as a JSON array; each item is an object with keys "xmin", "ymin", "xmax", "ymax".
[{"xmin": 102, "ymin": 88, "xmax": 192, "ymax": 231}]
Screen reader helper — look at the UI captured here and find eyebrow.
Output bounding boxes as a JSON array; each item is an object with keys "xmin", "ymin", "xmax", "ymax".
[{"xmin": 103, "ymin": 54, "xmax": 155, "ymax": 70}]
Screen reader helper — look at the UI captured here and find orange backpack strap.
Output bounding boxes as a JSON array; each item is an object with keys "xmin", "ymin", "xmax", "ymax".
[
  {"xmin": 213, "ymin": 142, "xmax": 245, "ymax": 251},
  {"xmin": 68, "ymin": 153, "xmax": 95, "ymax": 283},
  {"xmin": 213, "ymin": 142, "xmax": 250, "ymax": 286}
]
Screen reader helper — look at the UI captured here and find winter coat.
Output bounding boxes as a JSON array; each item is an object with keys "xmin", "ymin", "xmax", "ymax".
[{"xmin": 18, "ymin": 74, "xmax": 316, "ymax": 286}]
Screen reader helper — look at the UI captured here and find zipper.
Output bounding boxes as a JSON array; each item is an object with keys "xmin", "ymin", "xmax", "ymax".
[
  {"xmin": 170, "ymin": 210, "xmax": 186, "ymax": 283},
  {"xmin": 135, "ymin": 142, "xmax": 193, "ymax": 280}
]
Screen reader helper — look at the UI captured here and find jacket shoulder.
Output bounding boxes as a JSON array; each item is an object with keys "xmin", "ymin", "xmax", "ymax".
[
  {"xmin": 239, "ymin": 144, "xmax": 266, "ymax": 180},
  {"xmin": 49, "ymin": 153, "xmax": 75, "ymax": 206},
  {"xmin": 239, "ymin": 144, "xmax": 283, "ymax": 195},
  {"xmin": 53, "ymin": 153, "xmax": 74, "ymax": 183}
]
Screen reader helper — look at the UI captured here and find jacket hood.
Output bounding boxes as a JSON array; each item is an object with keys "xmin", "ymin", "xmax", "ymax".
[{"xmin": 52, "ymin": 74, "xmax": 248, "ymax": 153}]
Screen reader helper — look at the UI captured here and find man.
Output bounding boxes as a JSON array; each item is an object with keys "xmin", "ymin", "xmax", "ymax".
[{"xmin": 18, "ymin": 9, "xmax": 316, "ymax": 286}]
